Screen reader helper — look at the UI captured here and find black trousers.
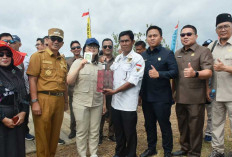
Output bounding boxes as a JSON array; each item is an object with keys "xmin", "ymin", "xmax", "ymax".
[
  {"xmin": 0, "ymin": 105, "xmax": 26, "ymax": 157},
  {"xmin": 69, "ymin": 96, "xmax": 76, "ymax": 132},
  {"xmin": 142, "ymin": 101, "xmax": 173, "ymax": 153},
  {"xmin": 112, "ymin": 107, "xmax": 137, "ymax": 157}
]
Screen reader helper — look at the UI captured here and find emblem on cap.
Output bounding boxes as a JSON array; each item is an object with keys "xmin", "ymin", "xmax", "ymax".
[
  {"xmin": 53, "ymin": 30, "xmax": 61, "ymax": 35},
  {"xmin": 48, "ymin": 28, "xmax": 64, "ymax": 38}
]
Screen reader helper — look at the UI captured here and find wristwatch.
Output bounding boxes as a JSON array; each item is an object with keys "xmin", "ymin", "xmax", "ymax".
[
  {"xmin": 31, "ymin": 99, "xmax": 38, "ymax": 103},
  {"xmin": 194, "ymin": 71, "xmax": 199, "ymax": 78}
]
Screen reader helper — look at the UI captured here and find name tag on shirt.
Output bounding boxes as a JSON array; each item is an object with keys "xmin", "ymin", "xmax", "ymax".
[{"xmin": 42, "ymin": 60, "xmax": 52, "ymax": 64}]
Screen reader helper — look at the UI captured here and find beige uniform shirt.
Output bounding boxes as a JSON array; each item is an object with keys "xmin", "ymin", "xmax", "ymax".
[
  {"xmin": 209, "ymin": 37, "xmax": 232, "ymax": 101},
  {"xmin": 175, "ymin": 43, "xmax": 213, "ymax": 104},
  {"xmin": 27, "ymin": 48, "xmax": 67, "ymax": 92},
  {"xmin": 68, "ymin": 59, "xmax": 104, "ymax": 107}
]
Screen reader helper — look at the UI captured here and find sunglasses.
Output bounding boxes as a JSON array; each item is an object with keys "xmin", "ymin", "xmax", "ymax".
[
  {"xmin": 0, "ymin": 52, "xmax": 12, "ymax": 57},
  {"xmin": 103, "ymin": 45, "xmax": 113, "ymax": 49},
  {"xmin": 50, "ymin": 36, "xmax": 63, "ymax": 42},
  {"xmin": 180, "ymin": 32, "xmax": 193, "ymax": 37},
  {"xmin": 71, "ymin": 46, "xmax": 81, "ymax": 50},
  {"xmin": 3, "ymin": 40, "xmax": 15, "ymax": 44}
]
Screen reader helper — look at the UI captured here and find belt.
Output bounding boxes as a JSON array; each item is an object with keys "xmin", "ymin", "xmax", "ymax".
[{"xmin": 39, "ymin": 91, "xmax": 64, "ymax": 97}]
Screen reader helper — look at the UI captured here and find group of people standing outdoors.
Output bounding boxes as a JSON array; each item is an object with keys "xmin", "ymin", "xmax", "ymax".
[{"xmin": 0, "ymin": 12, "xmax": 231, "ymax": 157}]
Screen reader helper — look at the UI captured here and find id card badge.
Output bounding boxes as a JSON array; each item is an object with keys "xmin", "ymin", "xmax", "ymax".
[{"xmin": 84, "ymin": 52, "xmax": 93, "ymax": 63}]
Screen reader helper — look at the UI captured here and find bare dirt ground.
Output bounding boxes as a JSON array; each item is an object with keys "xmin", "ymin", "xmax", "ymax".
[{"xmin": 27, "ymin": 105, "xmax": 232, "ymax": 157}]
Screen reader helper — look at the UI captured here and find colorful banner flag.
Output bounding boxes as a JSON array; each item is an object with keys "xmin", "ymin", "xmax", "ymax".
[
  {"xmin": 87, "ymin": 17, "xmax": 91, "ymax": 38},
  {"xmin": 171, "ymin": 23, "xmax": 179, "ymax": 53},
  {"xmin": 82, "ymin": 12, "xmax": 89, "ymax": 17}
]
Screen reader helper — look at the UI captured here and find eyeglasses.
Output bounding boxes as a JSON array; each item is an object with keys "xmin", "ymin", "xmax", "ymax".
[
  {"xmin": 71, "ymin": 46, "xmax": 81, "ymax": 50},
  {"xmin": 2, "ymin": 40, "xmax": 15, "ymax": 44},
  {"xmin": 0, "ymin": 52, "xmax": 12, "ymax": 57},
  {"xmin": 49, "ymin": 36, "xmax": 63, "ymax": 42},
  {"xmin": 180, "ymin": 32, "xmax": 193, "ymax": 37},
  {"xmin": 87, "ymin": 45, "xmax": 98, "ymax": 50},
  {"xmin": 103, "ymin": 45, "xmax": 113, "ymax": 49},
  {"xmin": 216, "ymin": 24, "xmax": 231, "ymax": 31}
]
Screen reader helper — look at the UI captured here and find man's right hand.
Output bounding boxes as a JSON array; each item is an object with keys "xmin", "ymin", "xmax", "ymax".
[{"xmin": 32, "ymin": 101, "xmax": 42, "ymax": 115}]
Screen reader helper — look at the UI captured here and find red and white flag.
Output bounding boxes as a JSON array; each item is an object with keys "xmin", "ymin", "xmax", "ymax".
[{"xmin": 82, "ymin": 12, "xmax": 89, "ymax": 17}]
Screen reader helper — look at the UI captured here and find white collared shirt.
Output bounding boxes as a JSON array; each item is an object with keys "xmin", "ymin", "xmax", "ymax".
[{"xmin": 110, "ymin": 50, "xmax": 145, "ymax": 111}]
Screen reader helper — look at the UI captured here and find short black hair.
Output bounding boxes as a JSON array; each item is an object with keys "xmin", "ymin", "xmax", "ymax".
[
  {"xmin": 146, "ymin": 25, "xmax": 162, "ymax": 37},
  {"xmin": 102, "ymin": 38, "xmax": 113, "ymax": 46},
  {"xmin": 37, "ymin": 38, "xmax": 44, "ymax": 44},
  {"xmin": 181, "ymin": 25, "xmax": 197, "ymax": 35},
  {"xmin": 135, "ymin": 41, "xmax": 146, "ymax": 48},
  {"xmin": 119, "ymin": 30, "xmax": 134, "ymax": 41},
  {"xmin": 70, "ymin": 40, "xmax": 81, "ymax": 48},
  {"xmin": 0, "ymin": 33, "xmax": 13, "ymax": 40},
  {"xmin": 43, "ymin": 36, "xmax": 49, "ymax": 40}
]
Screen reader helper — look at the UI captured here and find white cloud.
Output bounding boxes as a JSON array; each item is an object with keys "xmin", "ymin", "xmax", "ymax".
[{"xmin": 0, "ymin": 0, "xmax": 231, "ymax": 56}]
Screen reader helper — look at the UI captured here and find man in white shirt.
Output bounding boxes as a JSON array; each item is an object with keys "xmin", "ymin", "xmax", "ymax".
[{"xmin": 104, "ymin": 30, "xmax": 145, "ymax": 157}]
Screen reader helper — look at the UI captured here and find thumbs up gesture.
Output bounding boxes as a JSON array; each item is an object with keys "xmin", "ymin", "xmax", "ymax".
[
  {"xmin": 184, "ymin": 62, "xmax": 195, "ymax": 78},
  {"xmin": 214, "ymin": 59, "xmax": 225, "ymax": 71},
  {"xmin": 149, "ymin": 65, "xmax": 159, "ymax": 78}
]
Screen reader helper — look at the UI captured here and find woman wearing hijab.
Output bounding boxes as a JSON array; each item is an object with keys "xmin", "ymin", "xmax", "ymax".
[
  {"xmin": 67, "ymin": 38, "xmax": 106, "ymax": 157},
  {"xmin": 0, "ymin": 41, "xmax": 28, "ymax": 157}
]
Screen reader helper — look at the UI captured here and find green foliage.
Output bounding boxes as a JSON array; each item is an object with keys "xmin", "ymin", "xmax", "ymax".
[
  {"xmin": 161, "ymin": 38, "xmax": 170, "ymax": 50},
  {"xmin": 112, "ymin": 32, "xmax": 120, "ymax": 57}
]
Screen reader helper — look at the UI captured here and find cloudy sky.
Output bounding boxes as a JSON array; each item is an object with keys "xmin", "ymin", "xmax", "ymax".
[{"xmin": 0, "ymin": 0, "xmax": 231, "ymax": 56}]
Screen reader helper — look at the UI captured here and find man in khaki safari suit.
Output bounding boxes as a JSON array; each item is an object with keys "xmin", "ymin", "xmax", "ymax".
[{"xmin": 27, "ymin": 28, "xmax": 68, "ymax": 157}]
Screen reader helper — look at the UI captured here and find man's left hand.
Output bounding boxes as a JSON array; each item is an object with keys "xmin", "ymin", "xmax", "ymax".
[
  {"xmin": 214, "ymin": 59, "xmax": 225, "ymax": 71},
  {"xmin": 103, "ymin": 89, "xmax": 116, "ymax": 95}
]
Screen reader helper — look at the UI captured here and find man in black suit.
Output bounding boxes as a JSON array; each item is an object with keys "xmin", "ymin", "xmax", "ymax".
[{"xmin": 140, "ymin": 26, "xmax": 178, "ymax": 157}]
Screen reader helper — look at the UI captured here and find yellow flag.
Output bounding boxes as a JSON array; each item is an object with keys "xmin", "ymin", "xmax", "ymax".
[{"xmin": 87, "ymin": 17, "xmax": 91, "ymax": 38}]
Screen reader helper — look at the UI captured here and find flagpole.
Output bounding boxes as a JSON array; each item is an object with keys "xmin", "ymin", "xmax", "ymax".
[
  {"xmin": 88, "ymin": 9, "xmax": 91, "ymax": 25},
  {"xmin": 175, "ymin": 20, "xmax": 179, "ymax": 51},
  {"xmin": 88, "ymin": 9, "xmax": 91, "ymax": 37}
]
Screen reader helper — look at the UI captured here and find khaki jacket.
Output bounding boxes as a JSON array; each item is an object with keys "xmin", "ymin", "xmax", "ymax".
[{"xmin": 69, "ymin": 59, "xmax": 104, "ymax": 107}]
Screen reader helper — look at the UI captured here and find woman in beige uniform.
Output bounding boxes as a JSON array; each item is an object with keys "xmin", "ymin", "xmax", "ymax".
[{"xmin": 67, "ymin": 38, "xmax": 106, "ymax": 157}]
